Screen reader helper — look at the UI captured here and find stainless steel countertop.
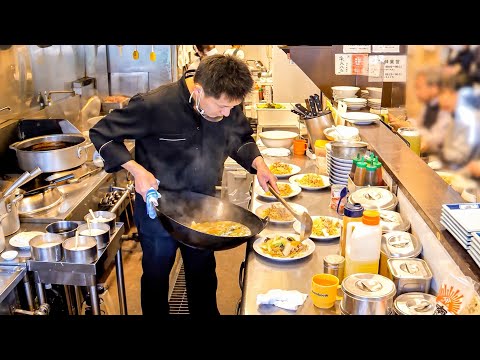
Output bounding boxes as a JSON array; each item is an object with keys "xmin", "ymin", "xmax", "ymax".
[{"xmin": 240, "ymin": 153, "xmax": 343, "ymax": 315}]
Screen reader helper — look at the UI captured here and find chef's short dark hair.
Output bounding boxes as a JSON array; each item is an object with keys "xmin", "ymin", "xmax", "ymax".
[{"xmin": 194, "ymin": 54, "xmax": 253, "ymax": 101}]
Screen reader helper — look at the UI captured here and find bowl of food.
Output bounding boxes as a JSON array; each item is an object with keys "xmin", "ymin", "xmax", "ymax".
[
  {"xmin": 258, "ymin": 131, "xmax": 298, "ymax": 148},
  {"xmin": 84, "ymin": 211, "xmax": 116, "ymax": 235},
  {"xmin": 323, "ymin": 126, "xmax": 359, "ymax": 141},
  {"xmin": 30, "ymin": 233, "xmax": 64, "ymax": 262}
]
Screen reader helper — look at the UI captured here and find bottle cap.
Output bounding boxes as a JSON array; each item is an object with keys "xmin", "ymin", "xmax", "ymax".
[
  {"xmin": 344, "ymin": 203, "xmax": 364, "ymax": 218},
  {"xmin": 362, "ymin": 210, "xmax": 380, "ymax": 225},
  {"xmin": 366, "ymin": 164, "xmax": 377, "ymax": 171},
  {"xmin": 356, "ymin": 161, "xmax": 367, "ymax": 168}
]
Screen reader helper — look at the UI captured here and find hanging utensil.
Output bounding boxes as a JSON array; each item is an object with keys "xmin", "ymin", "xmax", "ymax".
[
  {"xmin": 266, "ymin": 183, "xmax": 313, "ymax": 241},
  {"xmin": 150, "ymin": 45, "xmax": 156, "ymax": 61},
  {"xmin": 133, "ymin": 45, "xmax": 139, "ymax": 60}
]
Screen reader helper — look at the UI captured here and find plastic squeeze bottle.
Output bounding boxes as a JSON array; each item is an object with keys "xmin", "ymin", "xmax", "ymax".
[
  {"xmin": 344, "ymin": 210, "xmax": 382, "ymax": 277},
  {"xmin": 339, "ymin": 202, "xmax": 364, "ymax": 257}
]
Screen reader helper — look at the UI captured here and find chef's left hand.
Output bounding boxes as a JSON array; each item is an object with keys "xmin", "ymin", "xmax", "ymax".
[{"xmin": 252, "ymin": 156, "xmax": 278, "ymax": 193}]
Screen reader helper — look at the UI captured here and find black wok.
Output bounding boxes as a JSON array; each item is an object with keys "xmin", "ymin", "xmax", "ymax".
[{"xmin": 156, "ymin": 190, "xmax": 268, "ymax": 251}]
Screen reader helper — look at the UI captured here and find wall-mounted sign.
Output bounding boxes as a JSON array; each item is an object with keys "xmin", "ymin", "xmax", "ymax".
[
  {"xmin": 343, "ymin": 45, "xmax": 372, "ymax": 53},
  {"xmin": 335, "ymin": 54, "xmax": 353, "ymax": 75},
  {"xmin": 383, "ymin": 55, "xmax": 407, "ymax": 82},
  {"xmin": 372, "ymin": 45, "xmax": 400, "ymax": 53}
]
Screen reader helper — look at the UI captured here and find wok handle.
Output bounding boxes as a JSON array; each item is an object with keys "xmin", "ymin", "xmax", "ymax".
[
  {"xmin": 266, "ymin": 183, "xmax": 301, "ymax": 221},
  {"xmin": 238, "ymin": 260, "xmax": 245, "ymax": 291},
  {"xmin": 77, "ymin": 142, "xmax": 94, "ymax": 158}
]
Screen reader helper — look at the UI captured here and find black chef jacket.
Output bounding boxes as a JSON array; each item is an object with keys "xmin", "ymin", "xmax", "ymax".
[{"xmin": 89, "ymin": 75, "xmax": 261, "ymax": 195}]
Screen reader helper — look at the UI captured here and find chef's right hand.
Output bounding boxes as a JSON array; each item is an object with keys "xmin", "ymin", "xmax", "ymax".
[{"xmin": 122, "ymin": 160, "xmax": 158, "ymax": 201}]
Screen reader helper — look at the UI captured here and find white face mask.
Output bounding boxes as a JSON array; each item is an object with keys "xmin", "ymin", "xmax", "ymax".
[
  {"xmin": 205, "ymin": 48, "xmax": 218, "ymax": 56},
  {"xmin": 189, "ymin": 88, "xmax": 224, "ymax": 122}
]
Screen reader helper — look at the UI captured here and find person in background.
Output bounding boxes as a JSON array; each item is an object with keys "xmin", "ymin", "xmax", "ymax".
[
  {"xmin": 443, "ymin": 45, "xmax": 474, "ymax": 84},
  {"xmin": 89, "ymin": 54, "xmax": 278, "ymax": 315},
  {"xmin": 437, "ymin": 73, "xmax": 480, "ymax": 171},
  {"xmin": 389, "ymin": 67, "xmax": 453, "ymax": 155},
  {"xmin": 185, "ymin": 45, "xmax": 218, "ymax": 78},
  {"xmin": 224, "ymin": 45, "xmax": 245, "ymax": 60}
]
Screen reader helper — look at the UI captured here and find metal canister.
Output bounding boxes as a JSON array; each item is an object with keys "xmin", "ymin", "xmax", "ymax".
[
  {"xmin": 379, "ymin": 231, "xmax": 422, "ymax": 278},
  {"xmin": 323, "ymin": 254, "xmax": 345, "ymax": 283},
  {"xmin": 394, "ymin": 292, "xmax": 437, "ymax": 315},
  {"xmin": 340, "ymin": 273, "xmax": 396, "ymax": 315},
  {"xmin": 387, "ymin": 258, "xmax": 433, "ymax": 296},
  {"xmin": 379, "ymin": 210, "xmax": 411, "ymax": 234}
]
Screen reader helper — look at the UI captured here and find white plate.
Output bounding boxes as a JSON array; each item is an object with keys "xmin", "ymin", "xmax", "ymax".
[
  {"xmin": 253, "ymin": 234, "xmax": 315, "ymax": 261},
  {"xmin": 293, "ymin": 215, "xmax": 342, "ymax": 240},
  {"xmin": 289, "ymin": 174, "xmax": 331, "ymax": 190},
  {"xmin": 256, "ymin": 181, "xmax": 302, "ymax": 200},
  {"xmin": 9, "ymin": 231, "xmax": 44, "ymax": 249},
  {"xmin": 1, "ymin": 250, "xmax": 18, "ymax": 261},
  {"xmin": 329, "ymin": 165, "xmax": 351, "ymax": 175},
  {"xmin": 331, "ymin": 156, "xmax": 353, "ymax": 165},
  {"xmin": 268, "ymin": 163, "xmax": 301, "ymax": 179},
  {"xmin": 330, "ymin": 161, "xmax": 352, "ymax": 170},
  {"xmin": 330, "ymin": 177, "xmax": 348, "ymax": 185},
  {"xmin": 255, "ymin": 202, "xmax": 308, "ymax": 224},
  {"xmin": 261, "ymin": 148, "xmax": 291, "ymax": 157},
  {"xmin": 341, "ymin": 112, "xmax": 381, "ymax": 125}
]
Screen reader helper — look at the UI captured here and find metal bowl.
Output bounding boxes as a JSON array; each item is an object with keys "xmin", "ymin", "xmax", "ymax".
[
  {"xmin": 30, "ymin": 233, "xmax": 64, "ymax": 262},
  {"xmin": 45, "ymin": 221, "xmax": 79, "ymax": 239},
  {"xmin": 330, "ymin": 141, "xmax": 368, "ymax": 160},
  {"xmin": 63, "ymin": 236, "xmax": 98, "ymax": 264},
  {"xmin": 77, "ymin": 222, "xmax": 110, "ymax": 249},
  {"xmin": 84, "ymin": 211, "xmax": 116, "ymax": 235}
]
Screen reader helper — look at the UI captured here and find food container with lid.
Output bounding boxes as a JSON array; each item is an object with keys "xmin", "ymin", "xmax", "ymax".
[
  {"xmin": 393, "ymin": 292, "xmax": 437, "ymax": 315},
  {"xmin": 387, "ymin": 258, "xmax": 432, "ymax": 296},
  {"xmin": 340, "ymin": 273, "xmax": 396, "ymax": 315},
  {"xmin": 379, "ymin": 210, "xmax": 411, "ymax": 234},
  {"xmin": 323, "ymin": 254, "xmax": 345, "ymax": 283},
  {"xmin": 348, "ymin": 187, "xmax": 398, "ymax": 211},
  {"xmin": 379, "ymin": 231, "xmax": 421, "ymax": 277}
]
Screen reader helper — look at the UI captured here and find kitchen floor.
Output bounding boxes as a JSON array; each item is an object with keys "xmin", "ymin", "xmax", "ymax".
[{"xmin": 100, "ymin": 226, "xmax": 246, "ymax": 315}]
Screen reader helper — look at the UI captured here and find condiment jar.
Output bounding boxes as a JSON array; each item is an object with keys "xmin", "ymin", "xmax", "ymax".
[
  {"xmin": 353, "ymin": 160, "xmax": 367, "ymax": 186},
  {"xmin": 364, "ymin": 163, "xmax": 377, "ymax": 186},
  {"xmin": 323, "ymin": 254, "xmax": 345, "ymax": 283}
]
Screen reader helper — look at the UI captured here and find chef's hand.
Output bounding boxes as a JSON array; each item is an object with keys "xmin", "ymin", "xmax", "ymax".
[
  {"xmin": 122, "ymin": 160, "xmax": 158, "ymax": 201},
  {"xmin": 252, "ymin": 156, "xmax": 278, "ymax": 193},
  {"xmin": 388, "ymin": 114, "xmax": 410, "ymax": 130}
]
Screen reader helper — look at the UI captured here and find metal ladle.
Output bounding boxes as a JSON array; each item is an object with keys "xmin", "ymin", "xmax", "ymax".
[{"xmin": 266, "ymin": 183, "xmax": 312, "ymax": 241}]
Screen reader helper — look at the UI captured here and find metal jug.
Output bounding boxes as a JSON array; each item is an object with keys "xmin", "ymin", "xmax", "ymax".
[{"xmin": 303, "ymin": 110, "xmax": 334, "ymax": 150}]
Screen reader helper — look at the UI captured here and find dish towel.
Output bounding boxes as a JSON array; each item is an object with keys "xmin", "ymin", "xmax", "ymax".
[
  {"xmin": 256, "ymin": 289, "xmax": 308, "ymax": 311},
  {"xmin": 146, "ymin": 179, "xmax": 161, "ymax": 219}
]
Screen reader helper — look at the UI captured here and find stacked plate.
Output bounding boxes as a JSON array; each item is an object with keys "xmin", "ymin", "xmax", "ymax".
[
  {"xmin": 360, "ymin": 90, "xmax": 369, "ymax": 99},
  {"xmin": 332, "ymin": 86, "xmax": 360, "ymax": 101},
  {"xmin": 326, "ymin": 143, "xmax": 352, "ymax": 185},
  {"xmin": 368, "ymin": 98, "xmax": 382, "ymax": 109},
  {"xmin": 440, "ymin": 203, "xmax": 480, "ymax": 256},
  {"xmin": 342, "ymin": 97, "xmax": 367, "ymax": 110}
]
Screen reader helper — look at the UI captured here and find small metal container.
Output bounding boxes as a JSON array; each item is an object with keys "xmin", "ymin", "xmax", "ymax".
[
  {"xmin": 84, "ymin": 211, "xmax": 116, "ymax": 235},
  {"xmin": 30, "ymin": 233, "xmax": 64, "ymax": 262},
  {"xmin": 340, "ymin": 273, "xmax": 396, "ymax": 315},
  {"xmin": 387, "ymin": 258, "xmax": 433, "ymax": 296},
  {"xmin": 393, "ymin": 292, "xmax": 437, "ymax": 315},
  {"xmin": 77, "ymin": 222, "xmax": 110, "ymax": 249},
  {"xmin": 379, "ymin": 210, "xmax": 411, "ymax": 234},
  {"xmin": 45, "ymin": 221, "xmax": 79, "ymax": 239},
  {"xmin": 323, "ymin": 254, "xmax": 345, "ymax": 283},
  {"xmin": 63, "ymin": 236, "xmax": 98, "ymax": 264},
  {"xmin": 379, "ymin": 231, "xmax": 422, "ymax": 278}
]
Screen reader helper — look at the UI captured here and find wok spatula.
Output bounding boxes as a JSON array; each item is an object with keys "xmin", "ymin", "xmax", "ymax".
[{"xmin": 267, "ymin": 183, "xmax": 313, "ymax": 241}]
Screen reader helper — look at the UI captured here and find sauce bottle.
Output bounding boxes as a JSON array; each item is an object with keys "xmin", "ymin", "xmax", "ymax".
[
  {"xmin": 365, "ymin": 163, "xmax": 377, "ymax": 186},
  {"xmin": 349, "ymin": 154, "xmax": 360, "ymax": 181},
  {"xmin": 353, "ymin": 160, "xmax": 367, "ymax": 186},
  {"xmin": 373, "ymin": 157, "xmax": 383, "ymax": 186},
  {"xmin": 344, "ymin": 210, "xmax": 383, "ymax": 277},
  {"xmin": 339, "ymin": 202, "xmax": 364, "ymax": 257}
]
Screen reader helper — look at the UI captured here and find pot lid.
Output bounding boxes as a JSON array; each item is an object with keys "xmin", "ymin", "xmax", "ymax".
[
  {"xmin": 387, "ymin": 258, "xmax": 433, "ymax": 279},
  {"xmin": 379, "ymin": 210, "xmax": 410, "ymax": 233},
  {"xmin": 394, "ymin": 292, "xmax": 437, "ymax": 315},
  {"xmin": 342, "ymin": 273, "xmax": 396, "ymax": 300},
  {"xmin": 349, "ymin": 187, "xmax": 397, "ymax": 210},
  {"xmin": 381, "ymin": 231, "xmax": 421, "ymax": 258}
]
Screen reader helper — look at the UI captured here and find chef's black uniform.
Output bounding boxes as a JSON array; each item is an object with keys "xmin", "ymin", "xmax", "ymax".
[{"xmin": 90, "ymin": 75, "xmax": 261, "ymax": 315}]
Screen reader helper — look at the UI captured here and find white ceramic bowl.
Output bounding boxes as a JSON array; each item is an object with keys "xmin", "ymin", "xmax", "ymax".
[
  {"xmin": 366, "ymin": 87, "xmax": 382, "ymax": 98},
  {"xmin": 1, "ymin": 250, "xmax": 18, "ymax": 261},
  {"xmin": 323, "ymin": 126, "xmax": 359, "ymax": 141},
  {"xmin": 258, "ymin": 131, "xmax": 298, "ymax": 148},
  {"xmin": 332, "ymin": 86, "xmax": 360, "ymax": 98}
]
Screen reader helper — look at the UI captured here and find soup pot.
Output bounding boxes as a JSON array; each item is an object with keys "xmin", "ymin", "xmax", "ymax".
[
  {"xmin": 9, "ymin": 133, "xmax": 94, "ymax": 172},
  {"xmin": 0, "ymin": 180, "xmax": 24, "ymax": 236}
]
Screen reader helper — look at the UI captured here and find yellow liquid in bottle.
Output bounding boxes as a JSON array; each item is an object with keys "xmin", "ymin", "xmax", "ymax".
[{"xmin": 345, "ymin": 257, "xmax": 379, "ymax": 277}]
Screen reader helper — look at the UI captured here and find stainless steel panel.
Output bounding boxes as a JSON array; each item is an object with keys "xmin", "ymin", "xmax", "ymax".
[{"xmin": 110, "ymin": 72, "xmax": 149, "ymax": 97}]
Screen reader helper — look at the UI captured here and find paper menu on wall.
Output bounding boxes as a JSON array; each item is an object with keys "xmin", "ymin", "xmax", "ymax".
[{"xmin": 441, "ymin": 203, "xmax": 480, "ymax": 232}]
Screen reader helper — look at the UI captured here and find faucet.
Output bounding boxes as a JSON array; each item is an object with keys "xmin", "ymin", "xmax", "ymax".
[
  {"xmin": 46, "ymin": 90, "xmax": 76, "ymax": 106},
  {"xmin": 0, "ymin": 106, "xmax": 11, "ymax": 113}
]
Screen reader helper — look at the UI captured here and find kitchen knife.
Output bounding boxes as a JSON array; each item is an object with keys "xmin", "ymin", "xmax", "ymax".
[
  {"xmin": 294, "ymin": 103, "xmax": 311, "ymax": 118},
  {"xmin": 304, "ymin": 99, "xmax": 311, "ymax": 113},
  {"xmin": 313, "ymin": 93, "xmax": 323, "ymax": 112},
  {"xmin": 309, "ymin": 96, "xmax": 318, "ymax": 117}
]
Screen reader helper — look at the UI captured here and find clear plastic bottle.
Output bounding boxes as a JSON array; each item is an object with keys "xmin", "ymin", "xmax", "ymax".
[
  {"xmin": 344, "ymin": 210, "xmax": 382, "ymax": 277},
  {"xmin": 365, "ymin": 163, "xmax": 377, "ymax": 186},
  {"xmin": 349, "ymin": 154, "xmax": 360, "ymax": 181},
  {"xmin": 373, "ymin": 157, "xmax": 383, "ymax": 186}
]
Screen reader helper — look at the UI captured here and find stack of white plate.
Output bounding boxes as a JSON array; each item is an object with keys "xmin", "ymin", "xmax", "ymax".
[
  {"xmin": 342, "ymin": 97, "xmax": 367, "ymax": 110},
  {"xmin": 332, "ymin": 86, "xmax": 360, "ymax": 101},
  {"xmin": 360, "ymin": 90, "xmax": 369, "ymax": 99},
  {"xmin": 368, "ymin": 98, "xmax": 382, "ymax": 109},
  {"xmin": 440, "ymin": 203, "xmax": 480, "ymax": 254},
  {"xmin": 326, "ymin": 142, "xmax": 352, "ymax": 185}
]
